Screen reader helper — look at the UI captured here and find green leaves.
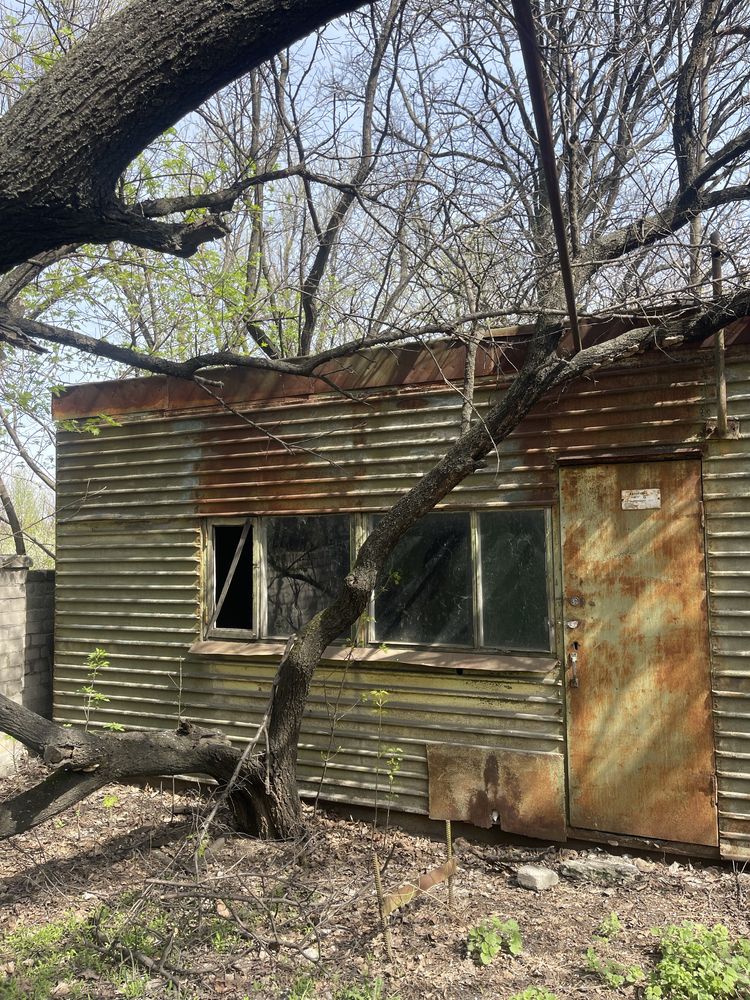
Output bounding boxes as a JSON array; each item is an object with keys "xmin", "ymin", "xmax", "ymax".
[
  {"xmin": 585, "ymin": 944, "xmax": 645, "ymax": 988},
  {"xmin": 467, "ymin": 916, "xmax": 523, "ymax": 966},
  {"xmin": 582, "ymin": 919, "xmax": 750, "ymax": 998},
  {"xmin": 596, "ymin": 910, "xmax": 622, "ymax": 941},
  {"xmin": 645, "ymin": 923, "xmax": 750, "ymax": 1000},
  {"xmin": 58, "ymin": 413, "xmax": 121, "ymax": 436},
  {"xmin": 76, "ymin": 647, "xmax": 111, "ymax": 730}
]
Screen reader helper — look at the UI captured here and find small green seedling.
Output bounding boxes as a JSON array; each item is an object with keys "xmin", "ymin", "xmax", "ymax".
[
  {"xmin": 507, "ymin": 989, "xmax": 559, "ymax": 1000},
  {"xmin": 596, "ymin": 911, "xmax": 622, "ymax": 941},
  {"xmin": 467, "ymin": 916, "xmax": 523, "ymax": 966},
  {"xmin": 289, "ymin": 976, "xmax": 316, "ymax": 1000},
  {"xmin": 585, "ymin": 945, "xmax": 645, "ymax": 988},
  {"xmin": 76, "ymin": 646, "xmax": 110, "ymax": 730}
]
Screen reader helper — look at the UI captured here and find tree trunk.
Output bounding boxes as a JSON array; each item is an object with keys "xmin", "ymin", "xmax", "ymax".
[
  {"xmin": 0, "ymin": 0, "xmax": 367, "ymax": 273},
  {"xmin": 0, "ymin": 474, "xmax": 26, "ymax": 557}
]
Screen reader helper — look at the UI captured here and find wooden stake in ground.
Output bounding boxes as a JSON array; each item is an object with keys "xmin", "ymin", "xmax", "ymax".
[
  {"xmin": 372, "ymin": 850, "xmax": 395, "ymax": 962},
  {"xmin": 446, "ymin": 820, "xmax": 454, "ymax": 910}
]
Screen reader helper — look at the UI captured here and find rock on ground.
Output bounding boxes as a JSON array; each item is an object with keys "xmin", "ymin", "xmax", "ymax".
[
  {"xmin": 560, "ymin": 855, "xmax": 641, "ymax": 884},
  {"xmin": 516, "ymin": 864, "xmax": 560, "ymax": 891}
]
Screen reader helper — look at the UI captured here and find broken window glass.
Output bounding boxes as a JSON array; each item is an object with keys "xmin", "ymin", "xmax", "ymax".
[
  {"xmin": 374, "ymin": 512, "xmax": 473, "ymax": 646},
  {"xmin": 479, "ymin": 510, "xmax": 549, "ymax": 650},
  {"xmin": 266, "ymin": 515, "xmax": 351, "ymax": 637},
  {"xmin": 212, "ymin": 522, "xmax": 253, "ymax": 631}
]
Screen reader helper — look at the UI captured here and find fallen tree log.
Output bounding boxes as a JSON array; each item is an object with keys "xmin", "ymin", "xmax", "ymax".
[{"xmin": 0, "ymin": 691, "xmax": 276, "ymax": 839}]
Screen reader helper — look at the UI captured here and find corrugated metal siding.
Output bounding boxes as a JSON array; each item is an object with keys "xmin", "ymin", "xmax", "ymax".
[
  {"xmin": 704, "ymin": 357, "xmax": 750, "ymax": 859},
  {"xmin": 55, "ymin": 360, "xmax": 713, "ymax": 519},
  {"xmin": 53, "ymin": 352, "xmax": 750, "ymax": 854}
]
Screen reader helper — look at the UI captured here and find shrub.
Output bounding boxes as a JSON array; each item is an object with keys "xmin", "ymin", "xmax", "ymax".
[{"xmin": 645, "ymin": 922, "xmax": 750, "ymax": 1000}]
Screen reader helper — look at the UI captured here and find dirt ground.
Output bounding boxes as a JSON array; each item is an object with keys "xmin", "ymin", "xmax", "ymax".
[{"xmin": 1, "ymin": 757, "xmax": 748, "ymax": 1000}]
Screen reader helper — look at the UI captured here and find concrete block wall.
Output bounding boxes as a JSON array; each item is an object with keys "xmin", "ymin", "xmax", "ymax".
[
  {"xmin": 0, "ymin": 558, "xmax": 29, "ymax": 704},
  {"xmin": 0, "ymin": 557, "xmax": 55, "ymax": 774},
  {"xmin": 23, "ymin": 569, "xmax": 54, "ymax": 718}
]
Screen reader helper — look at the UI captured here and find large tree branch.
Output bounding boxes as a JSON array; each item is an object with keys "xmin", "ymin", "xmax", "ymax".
[
  {"xmin": 0, "ymin": 0, "xmax": 369, "ymax": 273},
  {"xmin": 581, "ymin": 182, "xmax": 750, "ymax": 275},
  {"xmin": 0, "ymin": 690, "xmax": 262, "ymax": 838},
  {"xmin": 673, "ymin": 0, "xmax": 720, "ymax": 188},
  {"xmin": 0, "ymin": 476, "xmax": 25, "ymax": 557},
  {"xmin": 0, "ymin": 770, "xmax": 109, "ymax": 840},
  {"xmin": 0, "ymin": 245, "xmax": 80, "ymax": 306},
  {"xmin": 133, "ymin": 166, "xmax": 355, "ymax": 219},
  {"xmin": 0, "ymin": 303, "xmax": 527, "ymax": 381}
]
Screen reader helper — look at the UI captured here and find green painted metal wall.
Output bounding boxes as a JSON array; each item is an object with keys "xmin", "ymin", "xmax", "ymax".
[
  {"xmin": 703, "ymin": 357, "xmax": 750, "ymax": 858},
  {"xmin": 53, "ymin": 350, "xmax": 750, "ymax": 856}
]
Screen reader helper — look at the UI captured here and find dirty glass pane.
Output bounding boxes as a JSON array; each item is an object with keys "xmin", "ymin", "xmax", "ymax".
[
  {"xmin": 266, "ymin": 515, "xmax": 351, "ymax": 637},
  {"xmin": 213, "ymin": 522, "xmax": 253, "ymax": 631},
  {"xmin": 374, "ymin": 512, "xmax": 473, "ymax": 646},
  {"xmin": 479, "ymin": 510, "xmax": 549, "ymax": 650}
]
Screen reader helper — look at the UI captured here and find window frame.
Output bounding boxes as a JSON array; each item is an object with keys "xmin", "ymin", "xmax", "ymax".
[
  {"xmin": 366, "ymin": 508, "xmax": 555, "ymax": 655},
  {"xmin": 204, "ymin": 517, "xmax": 260, "ymax": 641},
  {"xmin": 204, "ymin": 515, "xmax": 355, "ymax": 642},
  {"xmin": 203, "ymin": 508, "xmax": 555, "ymax": 655}
]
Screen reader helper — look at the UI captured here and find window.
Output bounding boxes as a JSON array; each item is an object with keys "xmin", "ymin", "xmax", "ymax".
[
  {"xmin": 208, "ymin": 521, "xmax": 255, "ymax": 636},
  {"xmin": 205, "ymin": 515, "xmax": 350, "ymax": 639},
  {"xmin": 205, "ymin": 509, "xmax": 551, "ymax": 653},
  {"xmin": 478, "ymin": 510, "xmax": 549, "ymax": 651},
  {"xmin": 373, "ymin": 509, "xmax": 551, "ymax": 652},
  {"xmin": 265, "ymin": 515, "xmax": 351, "ymax": 638},
  {"xmin": 374, "ymin": 512, "xmax": 473, "ymax": 646}
]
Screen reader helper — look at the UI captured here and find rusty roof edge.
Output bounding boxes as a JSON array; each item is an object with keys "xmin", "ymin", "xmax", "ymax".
[{"xmin": 52, "ymin": 316, "xmax": 750, "ymax": 421}]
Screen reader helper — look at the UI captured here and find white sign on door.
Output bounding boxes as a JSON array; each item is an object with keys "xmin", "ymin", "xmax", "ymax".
[{"xmin": 621, "ymin": 488, "xmax": 661, "ymax": 510}]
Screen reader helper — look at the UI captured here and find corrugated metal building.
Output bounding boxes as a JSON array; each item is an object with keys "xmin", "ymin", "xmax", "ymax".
[{"xmin": 51, "ymin": 322, "xmax": 750, "ymax": 859}]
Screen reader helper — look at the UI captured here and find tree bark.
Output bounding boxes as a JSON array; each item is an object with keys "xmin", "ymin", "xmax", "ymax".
[
  {"xmin": 0, "ymin": 474, "xmax": 26, "ymax": 557},
  {"xmin": 0, "ymin": 691, "xmax": 275, "ymax": 838},
  {"xmin": 0, "ymin": 0, "xmax": 368, "ymax": 273}
]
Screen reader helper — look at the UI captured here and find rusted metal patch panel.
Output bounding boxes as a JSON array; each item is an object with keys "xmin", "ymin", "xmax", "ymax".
[
  {"xmin": 52, "ymin": 350, "xmax": 750, "ymax": 853},
  {"xmin": 426, "ymin": 744, "xmax": 566, "ymax": 840}
]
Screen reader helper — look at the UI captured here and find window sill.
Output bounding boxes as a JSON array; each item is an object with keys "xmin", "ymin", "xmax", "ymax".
[{"xmin": 189, "ymin": 640, "xmax": 558, "ymax": 675}]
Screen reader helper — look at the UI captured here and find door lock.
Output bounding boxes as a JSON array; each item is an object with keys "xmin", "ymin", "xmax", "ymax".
[
  {"xmin": 568, "ymin": 651, "xmax": 579, "ymax": 687},
  {"xmin": 568, "ymin": 641, "xmax": 580, "ymax": 688}
]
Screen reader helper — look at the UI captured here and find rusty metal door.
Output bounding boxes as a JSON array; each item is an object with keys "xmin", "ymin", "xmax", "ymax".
[{"xmin": 560, "ymin": 460, "xmax": 718, "ymax": 846}]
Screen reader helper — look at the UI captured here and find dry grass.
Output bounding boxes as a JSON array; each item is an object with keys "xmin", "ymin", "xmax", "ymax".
[{"xmin": 1, "ymin": 756, "xmax": 748, "ymax": 1000}]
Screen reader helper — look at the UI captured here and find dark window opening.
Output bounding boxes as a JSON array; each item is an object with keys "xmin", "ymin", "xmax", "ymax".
[
  {"xmin": 266, "ymin": 515, "xmax": 350, "ymax": 638},
  {"xmin": 213, "ymin": 522, "xmax": 253, "ymax": 631},
  {"xmin": 479, "ymin": 510, "xmax": 549, "ymax": 651},
  {"xmin": 374, "ymin": 512, "xmax": 474, "ymax": 646}
]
